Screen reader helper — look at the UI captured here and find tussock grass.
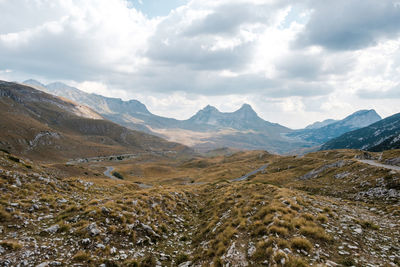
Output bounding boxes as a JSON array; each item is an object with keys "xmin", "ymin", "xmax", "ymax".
[
  {"xmin": 290, "ymin": 237, "xmax": 313, "ymax": 252},
  {"xmin": 300, "ymin": 226, "xmax": 332, "ymax": 241},
  {"xmin": 268, "ymin": 225, "xmax": 289, "ymax": 237},
  {"xmin": 0, "ymin": 240, "xmax": 22, "ymax": 250}
]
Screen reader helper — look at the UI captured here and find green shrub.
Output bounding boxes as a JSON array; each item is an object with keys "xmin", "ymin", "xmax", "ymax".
[{"xmin": 112, "ymin": 171, "xmax": 124, "ymax": 180}]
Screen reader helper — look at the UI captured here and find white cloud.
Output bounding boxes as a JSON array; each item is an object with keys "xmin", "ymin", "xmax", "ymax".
[{"xmin": 0, "ymin": 0, "xmax": 400, "ymax": 128}]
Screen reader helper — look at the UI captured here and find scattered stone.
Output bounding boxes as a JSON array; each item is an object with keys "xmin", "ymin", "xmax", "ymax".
[
  {"xmin": 326, "ymin": 260, "xmax": 339, "ymax": 266},
  {"xmin": 348, "ymin": 245, "xmax": 358, "ymax": 250},
  {"xmin": 87, "ymin": 222, "xmax": 101, "ymax": 236},
  {"xmin": 101, "ymin": 207, "xmax": 110, "ymax": 214},
  {"xmin": 45, "ymin": 224, "xmax": 60, "ymax": 234},
  {"xmin": 15, "ymin": 177, "xmax": 22, "ymax": 187},
  {"xmin": 178, "ymin": 261, "xmax": 192, "ymax": 267},
  {"xmin": 57, "ymin": 198, "xmax": 68, "ymax": 204},
  {"xmin": 81, "ymin": 238, "xmax": 91, "ymax": 245},
  {"xmin": 96, "ymin": 243, "xmax": 105, "ymax": 249}
]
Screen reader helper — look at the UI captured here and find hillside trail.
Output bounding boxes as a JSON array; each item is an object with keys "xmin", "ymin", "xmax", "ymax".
[
  {"xmin": 104, "ymin": 166, "xmax": 116, "ymax": 179},
  {"xmin": 357, "ymin": 159, "xmax": 400, "ymax": 171}
]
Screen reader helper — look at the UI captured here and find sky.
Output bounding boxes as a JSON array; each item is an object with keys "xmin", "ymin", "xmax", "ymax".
[{"xmin": 0, "ymin": 0, "xmax": 400, "ymax": 129}]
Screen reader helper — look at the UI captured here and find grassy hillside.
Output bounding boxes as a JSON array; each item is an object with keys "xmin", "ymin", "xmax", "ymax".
[{"xmin": 0, "ymin": 149, "xmax": 398, "ymax": 266}]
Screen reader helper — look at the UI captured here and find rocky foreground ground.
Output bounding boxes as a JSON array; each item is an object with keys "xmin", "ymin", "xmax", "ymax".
[{"xmin": 0, "ymin": 150, "xmax": 399, "ymax": 266}]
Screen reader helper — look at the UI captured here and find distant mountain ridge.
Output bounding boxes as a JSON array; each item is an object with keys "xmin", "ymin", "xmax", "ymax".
[
  {"xmin": 22, "ymin": 79, "xmax": 385, "ymax": 154},
  {"xmin": 286, "ymin": 110, "xmax": 382, "ymax": 145},
  {"xmin": 321, "ymin": 112, "xmax": 400, "ymax": 152},
  {"xmin": 23, "ymin": 79, "xmax": 300, "ymax": 153},
  {"xmin": 305, "ymin": 119, "xmax": 338, "ymax": 129}
]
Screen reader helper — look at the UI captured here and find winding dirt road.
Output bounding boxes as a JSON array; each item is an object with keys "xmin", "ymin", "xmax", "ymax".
[{"xmin": 358, "ymin": 160, "xmax": 400, "ymax": 171}]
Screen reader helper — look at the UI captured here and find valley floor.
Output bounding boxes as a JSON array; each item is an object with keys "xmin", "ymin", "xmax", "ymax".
[{"xmin": 0, "ymin": 149, "xmax": 399, "ymax": 266}]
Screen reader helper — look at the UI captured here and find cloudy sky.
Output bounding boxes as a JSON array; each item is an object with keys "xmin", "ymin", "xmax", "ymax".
[{"xmin": 1, "ymin": 0, "xmax": 400, "ymax": 128}]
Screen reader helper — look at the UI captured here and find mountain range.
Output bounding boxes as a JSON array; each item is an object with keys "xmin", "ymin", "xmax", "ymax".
[
  {"xmin": 286, "ymin": 109, "xmax": 382, "ymax": 144},
  {"xmin": 22, "ymin": 79, "xmax": 385, "ymax": 154},
  {"xmin": 0, "ymin": 81, "xmax": 187, "ymax": 161}
]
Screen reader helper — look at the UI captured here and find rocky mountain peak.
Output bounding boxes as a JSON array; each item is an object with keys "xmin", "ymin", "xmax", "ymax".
[
  {"xmin": 202, "ymin": 105, "xmax": 219, "ymax": 113},
  {"xmin": 342, "ymin": 109, "xmax": 381, "ymax": 128},
  {"xmin": 235, "ymin": 103, "xmax": 257, "ymax": 114}
]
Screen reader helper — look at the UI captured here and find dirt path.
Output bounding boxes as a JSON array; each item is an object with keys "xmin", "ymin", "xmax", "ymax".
[
  {"xmin": 104, "ymin": 166, "xmax": 116, "ymax": 179},
  {"xmin": 358, "ymin": 159, "xmax": 400, "ymax": 171}
]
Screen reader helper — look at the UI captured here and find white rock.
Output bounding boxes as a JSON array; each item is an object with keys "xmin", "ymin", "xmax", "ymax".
[
  {"xmin": 45, "ymin": 224, "xmax": 59, "ymax": 234},
  {"xmin": 326, "ymin": 260, "xmax": 338, "ymax": 267},
  {"xmin": 87, "ymin": 222, "xmax": 101, "ymax": 236},
  {"xmin": 81, "ymin": 238, "xmax": 91, "ymax": 245},
  {"xmin": 97, "ymin": 243, "xmax": 106, "ymax": 249},
  {"xmin": 178, "ymin": 261, "xmax": 192, "ymax": 267}
]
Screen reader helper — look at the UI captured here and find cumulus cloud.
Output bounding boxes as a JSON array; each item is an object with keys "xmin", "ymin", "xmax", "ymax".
[
  {"xmin": 0, "ymin": 0, "xmax": 154, "ymax": 80},
  {"xmin": 0, "ymin": 0, "xmax": 400, "ymax": 128},
  {"xmin": 296, "ymin": 0, "xmax": 400, "ymax": 50},
  {"xmin": 357, "ymin": 84, "xmax": 400, "ymax": 99}
]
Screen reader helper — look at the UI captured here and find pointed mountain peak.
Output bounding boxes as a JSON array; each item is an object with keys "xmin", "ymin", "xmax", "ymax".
[
  {"xmin": 235, "ymin": 103, "xmax": 257, "ymax": 116},
  {"xmin": 199, "ymin": 105, "xmax": 219, "ymax": 113},
  {"xmin": 202, "ymin": 105, "xmax": 219, "ymax": 112},
  {"xmin": 238, "ymin": 103, "xmax": 254, "ymax": 111}
]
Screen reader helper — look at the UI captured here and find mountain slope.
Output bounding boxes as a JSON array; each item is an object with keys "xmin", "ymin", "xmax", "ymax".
[
  {"xmin": 23, "ymin": 80, "xmax": 180, "ymax": 133},
  {"xmin": 23, "ymin": 80, "xmax": 306, "ymax": 153},
  {"xmin": 321, "ymin": 112, "xmax": 400, "ymax": 151},
  {"xmin": 0, "ymin": 81, "xmax": 187, "ymax": 161},
  {"xmin": 287, "ymin": 110, "xmax": 382, "ymax": 144},
  {"xmin": 305, "ymin": 118, "xmax": 337, "ymax": 129},
  {"xmin": 183, "ymin": 104, "xmax": 289, "ymax": 133}
]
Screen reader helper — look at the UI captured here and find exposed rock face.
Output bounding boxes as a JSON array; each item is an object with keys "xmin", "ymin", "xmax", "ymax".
[{"xmin": 298, "ymin": 160, "xmax": 349, "ymax": 180}]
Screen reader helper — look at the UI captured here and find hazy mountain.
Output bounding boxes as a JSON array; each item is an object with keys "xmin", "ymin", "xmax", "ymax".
[
  {"xmin": 23, "ymin": 80, "xmax": 180, "ymax": 134},
  {"xmin": 286, "ymin": 110, "xmax": 382, "ymax": 145},
  {"xmin": 23, "ymin": 79, "xmax": 386, "ymax": 154},
  {"xmin": 183, "ymin": 104, "xmax": 289, "ymax": 133},
  {"xmin": 23, "ymin": 79, "xmax": 307, "ymax": 154},
  {"xmin": 321, "ymin": 113, "xmax": 400, "ymax": 152},
  {"xmin": 305, "ymin": 119, "xmax": 338, "ymax": 129},
  {"xmin": 0, "ymin": 81, "xmax": 187, "ymax": 161}
]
